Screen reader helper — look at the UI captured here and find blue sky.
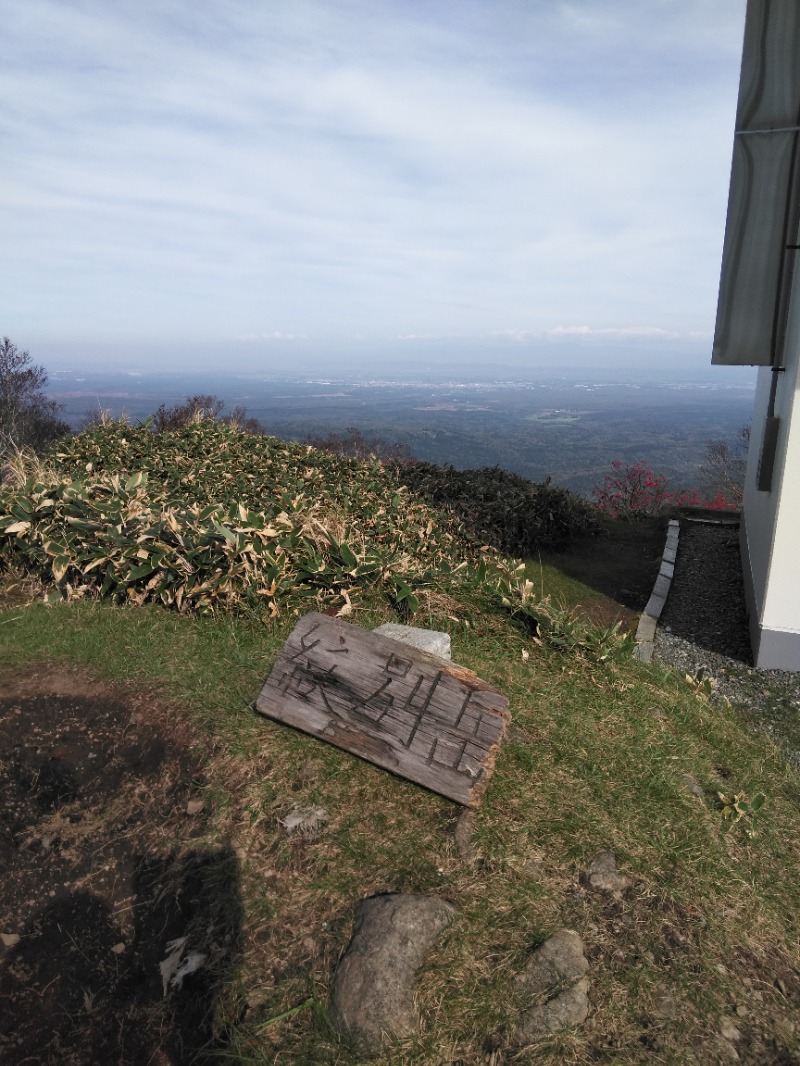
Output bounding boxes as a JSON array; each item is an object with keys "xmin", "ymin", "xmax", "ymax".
[{"xmin": 2, "ymin": 0, "xmax": 747, "ymax": 367}]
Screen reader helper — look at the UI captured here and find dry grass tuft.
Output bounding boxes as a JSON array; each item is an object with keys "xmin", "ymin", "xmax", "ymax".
[{"xmin": 1, "ymin": 442, "xmax": 59, "ymax": 488}]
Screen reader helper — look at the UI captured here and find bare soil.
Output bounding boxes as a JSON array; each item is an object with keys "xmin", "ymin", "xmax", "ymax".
[{"xmin": 0, "ymin": 665, "xmax": 241, "ymax": 1065}]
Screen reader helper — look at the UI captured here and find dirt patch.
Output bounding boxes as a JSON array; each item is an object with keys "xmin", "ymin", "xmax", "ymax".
[{"xmin": 0, "ymin": 665, "xmax": 241, "ymax": 1065}]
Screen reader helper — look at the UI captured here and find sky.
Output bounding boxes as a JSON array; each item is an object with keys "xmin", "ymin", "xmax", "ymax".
[{"xmin": 2, "ymin": 0, "xmax": 749, "ymax": 369}]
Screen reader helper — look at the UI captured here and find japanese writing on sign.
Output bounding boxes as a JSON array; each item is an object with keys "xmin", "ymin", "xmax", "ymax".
[{"xmin": 256, "ymin": 613, "xmax": 510, "ymax": 806}]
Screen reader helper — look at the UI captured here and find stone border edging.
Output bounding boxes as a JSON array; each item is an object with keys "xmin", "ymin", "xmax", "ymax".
[{"xmin": 634, "ymin": 519, "xmax": 679, "ymax": 664}]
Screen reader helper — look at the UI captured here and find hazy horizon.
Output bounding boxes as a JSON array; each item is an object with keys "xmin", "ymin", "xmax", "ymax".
[{"xmin": 33, "ymin": 333, "xmax": 754, "ymax": 382}]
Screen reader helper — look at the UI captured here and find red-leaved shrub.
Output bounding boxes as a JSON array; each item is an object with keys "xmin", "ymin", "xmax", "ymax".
[{"xmin": 592, "ymin": 461, "xmax": 735, "ymax": 519}]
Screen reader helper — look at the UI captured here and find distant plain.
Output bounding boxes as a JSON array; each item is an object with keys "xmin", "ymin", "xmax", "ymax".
[{"xmin": 47, "ymin": 362, "xmax": 755, "ymax": 497}]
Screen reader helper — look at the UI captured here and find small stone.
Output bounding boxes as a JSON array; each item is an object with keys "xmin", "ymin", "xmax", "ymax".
[
  {"xmin": 372, "ymin": 623, "xmax": 452, "ymax": 661},
  {"xmin": 514, "ymin": 929, "xmax": 590, "ymax": 1044},
  {"xmin": 652, "ymin": 991, "xmax": 679, "ymax": 1019},
  {"xmin": 453, "ymin": 810, "xmax": 475, "ymax": 861},
  {"xmin": 186, "ymin": 799, "xmax": 205, "ymax": 816},
  {"xmin": 586, "ymin": 850, "xmax": 630, "ymax": 896},
  {"xmin": 516, "ymin": 930, "xmax": 589, "ymax": 997},
  {"xmin": 679, "ymin": 773, "xmax": 705, "ymax": 799},
  {"xmin": 720, "ymin": 1017, "xmax": 742, "ymax": 1043},
  {"xmin": 517, "ymin": 979, "xmax": 589, "ymax": 1038},
  {"xmin": 718, "ymin": 1041, "xmax": 740, "ymax": 1062},
  {"xmin": 518, "ymin": 850, "xmax": 546, "ymax": 879},
  {"xmin": 111, "ymin": 942, "xmax": 126, "ymax": 954},
  {"xmin": 1, "ymin": 933, "xmax": 21, "ymax": 948}
]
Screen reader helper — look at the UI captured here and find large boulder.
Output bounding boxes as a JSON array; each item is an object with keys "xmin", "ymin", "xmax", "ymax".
[{"xmin": 329, "ymin": 893, "xmax": 456, "ymax": 1049}]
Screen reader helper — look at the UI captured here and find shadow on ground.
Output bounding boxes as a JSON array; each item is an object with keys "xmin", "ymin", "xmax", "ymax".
[
  {"xmin": 537, "ymin": 518, "xmax": 668, "ymax": 628},
  {"xmin": 0, "ymin": 668, "xmax": 242, "ymax": 1065}
]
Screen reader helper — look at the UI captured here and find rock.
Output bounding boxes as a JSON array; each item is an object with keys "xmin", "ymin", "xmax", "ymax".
[
  {"xmin": 720, "ymin": 1017, "xmax": 742, "ymax": 1043},
  {"xmin": 1, "ymin": 933, "xmax": 21, "ymax": 948},
  {"xmin": 679, "ymin": 773, "xmax": 705, "ymax": 799},
  {"xmin": 517, "ymin": 981, "xmax": 589, "ymax": 1039},
  {"xmin": 587, "ymin": 850, "xmax": 630, "ymax": 896},
  {"xmin": 521, "ymin": 857, "xmax": 545, "ymax": 879},
  {"xmin": 516, "ymin": 929, "xmax": 589, "ymax": 997},
  {"xmin": 372, "ymin": 623, "xmax": 452, "ymax": 661},
  {"xmin": 717, "ymin": 1037, "xmax": 741, "ymax": 1062},
  {"xmin": 514, "ymin": 929, "xmax": 590, "ymax": 1043},
  {"xmin": 330, "ymin": 893, "xmax": 456, "ymax": 1048},
  {"xmin": 453, "ymin": 809, "xmax": 475, "ymax": 861},
  {"xmin": 652, "ymin": 990, "xmax": 679, "ymax": 1019}
]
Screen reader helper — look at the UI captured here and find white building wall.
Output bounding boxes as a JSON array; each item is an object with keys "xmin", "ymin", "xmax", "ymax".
[{"xmin": 741, "ymin": 283, "xmax": 800, "ymax": 669}]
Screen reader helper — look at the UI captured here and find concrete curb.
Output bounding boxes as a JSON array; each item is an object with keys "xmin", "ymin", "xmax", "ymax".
[{"xmin": 634, "ymin": 519, "xmax": 679, "ymax": 664}]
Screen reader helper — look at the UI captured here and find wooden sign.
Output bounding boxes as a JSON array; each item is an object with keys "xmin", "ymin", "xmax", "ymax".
[{"xmin": 256, "ymin": 613, "xmax": 510, "ymax": 806}]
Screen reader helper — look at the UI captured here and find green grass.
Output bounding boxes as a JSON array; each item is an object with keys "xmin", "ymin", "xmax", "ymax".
[
  {"xmin": 2, "ymin": 423, "xmax": 800, "ymax": 1064},
  {"xmin": 524, "ymin": 558, "xmax": 615, "ymax": 614},
  {"xmin": 2, "ymin": 593, "xmax": 800, "ymax": 1065}
]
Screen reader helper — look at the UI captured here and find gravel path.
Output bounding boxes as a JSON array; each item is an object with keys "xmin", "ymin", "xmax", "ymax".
[{"xmin": 653, "ymin": 520, "xmax": 800, "ymax": 767}]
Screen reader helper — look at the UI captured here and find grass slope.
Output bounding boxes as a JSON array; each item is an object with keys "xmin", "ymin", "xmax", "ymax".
[{"xmin": 1, "ymin": 423, "xmax": 799, "ymax": 1064}]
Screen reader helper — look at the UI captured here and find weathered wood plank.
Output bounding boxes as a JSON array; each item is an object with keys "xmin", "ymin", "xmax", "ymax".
[{"xmin": 256, "ymin": 613, "xmax": 510, "ymax": 806}]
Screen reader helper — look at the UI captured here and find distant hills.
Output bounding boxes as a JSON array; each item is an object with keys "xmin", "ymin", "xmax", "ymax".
[{"xmin": 46, "ymin": 364, "xmax": 755, "ymax": 497}]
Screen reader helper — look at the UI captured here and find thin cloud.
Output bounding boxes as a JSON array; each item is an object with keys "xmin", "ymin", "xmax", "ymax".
[
  {"xmin": 2, "ymin": 0, "xmax": 747, "ymax": 350},
  {"xmin": 237, "ymin": 332, "xmax": 308, "ymax": 342},
  {"xmin": 545, "ymin": 327, "xmax": 675, "ymax": 338}
]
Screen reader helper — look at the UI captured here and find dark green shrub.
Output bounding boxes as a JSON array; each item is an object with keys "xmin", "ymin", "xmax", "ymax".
[{"xmin": 390, "ymin": 461, "xmax": 600, "ymax": 554}]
